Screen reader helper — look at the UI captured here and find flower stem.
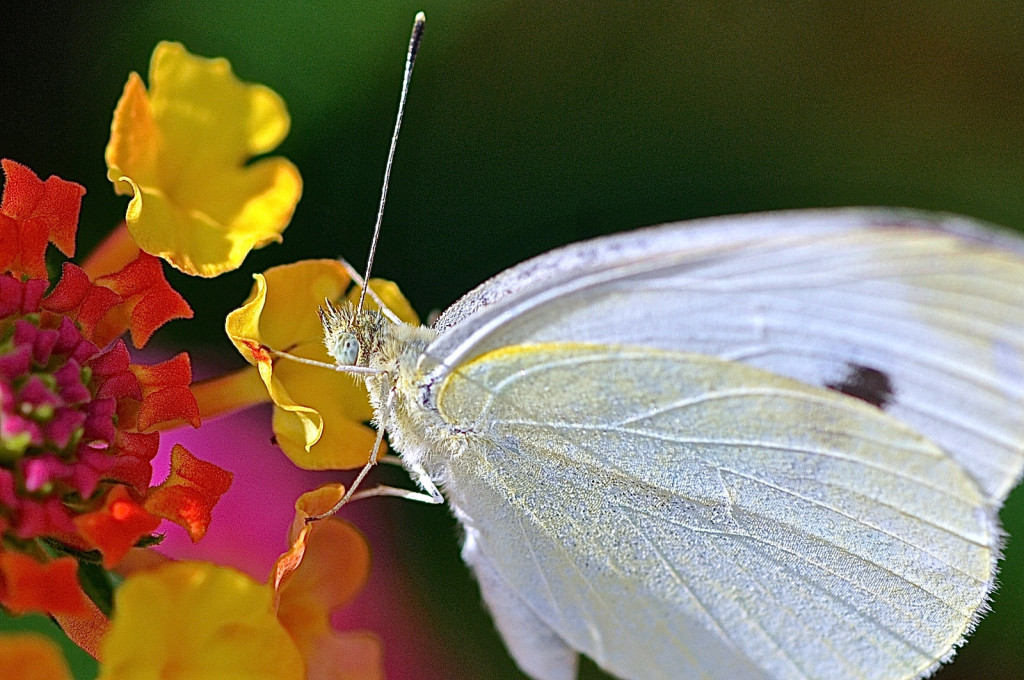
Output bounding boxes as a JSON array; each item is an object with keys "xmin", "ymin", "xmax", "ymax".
[
  {"xmin": 80, "ymin": 222, "xmax": 139, "ymax": 279},
  {"xmin": 191, "ymin": 367, "xmax": 270, "ymax": 420}
]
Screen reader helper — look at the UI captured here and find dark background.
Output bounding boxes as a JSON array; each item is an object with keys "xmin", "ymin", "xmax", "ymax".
[{"xmin": 3, "ymin": 2, "xmax": 1024, "ymax": 678}]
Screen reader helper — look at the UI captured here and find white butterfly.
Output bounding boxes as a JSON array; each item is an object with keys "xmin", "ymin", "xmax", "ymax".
[
  {"xmin": 300, "ymin": 14, "xmax": 1024, "ymax": 679},
  {"xmin": 320, "ymin": 208, "xmax": 1024, "ymax": 680}
]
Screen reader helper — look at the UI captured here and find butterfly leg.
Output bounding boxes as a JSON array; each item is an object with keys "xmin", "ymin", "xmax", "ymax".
[
  {"xmin": 346, "ymin": 453, "xmax": 444, "ymax": 504},
  {"xmin": 268, "ymin": 348, "xmax": 386, "ymax": 377},
  {"xmin": 375, "ymin": 453, "xmax": 445, "ymax": 500},
  {"xmin": 304, "ymin": 382, "xmax": 396, "ymax": 522},
  {"xmin": 344, "ymin": 450, "xmax": 444, "ymax": 503},
  {"xmin": 332, "ymin": 454, "xmax": 444, "ymax": 505},
  {"xmin": 403, "ymin": 459, "xmax": 444, "ymax": 503},
  {"xmin": 347, "ymin": 396, "xmax": 445, "ymax": 504},
  {"xmin": 348, "ymin": 479, "xmax": 443, "ymax": 505},
  {"xmin": 306, "ymin": 381, "xmax": 444, "ymax": 516}
]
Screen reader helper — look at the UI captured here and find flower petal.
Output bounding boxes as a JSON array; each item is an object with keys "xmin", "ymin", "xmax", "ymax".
[
  {"xmin": 271, "ymin": 399, "xmax": 381, "ymax": 471},
  {"xmin": 0, "ymin": 160, "xmax": 85, "ymax": 280},
  {"xmin": 105, "ymin": 43, "xmax": 302, "ymax": 277},
  {"xmin": 104, "ymin": 73, "xmax": 161, "ymax": 192},
  {"xmin": 0, "ymin": 553, "xmax": 90, "ymax": 617},
  {"xmin": 0, "ymin": 274, "xmax": 47, "ymax": 317},
  {"xmin": 108, "ymin": 430, "xmax": 160, "ymax": 493},
  {"xmin": 74, "ymin": 486, "xmax": 161, "ymax": 568},
  {"xmin": 130, "ymin": 352, "xmax": 201, "ymax": 431},
  {"xmin": 144, "ymin": 444, "xmax": 232, "ymax": 541},
  {"xmin": 94, "ymin": 250, "xmax": 193, "ymax": 348},
  {"xmin": 99, "ymin": 562, "xmax": 304, "ymax": 680},
  {"xmin": 270, "ymin": 484, "xmax": 347, "ymax": 596},
  {"xmin": 42, "ymin": 264, "xmax": 123, "ymax": 346},
  {"xmin": 271, "ymin": 486, "xmax": 383, "ymax": 680},
  {"xmin": 0, "ymin": 634, "xmax": 74, "ymax": 680},
  {"xmin": 88, "ymin": 340, "xmax": 141, "ymax": 401}
]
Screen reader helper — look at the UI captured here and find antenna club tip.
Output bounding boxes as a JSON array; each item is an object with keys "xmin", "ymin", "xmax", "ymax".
[{"xmin": 409, "ymin": 11, "xmax": 426, "ymax": 61}]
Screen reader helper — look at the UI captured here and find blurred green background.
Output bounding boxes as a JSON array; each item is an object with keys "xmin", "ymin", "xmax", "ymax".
[{"xmin": 3, "ymin": 2, "xmax": 1024, "ymax": 678}]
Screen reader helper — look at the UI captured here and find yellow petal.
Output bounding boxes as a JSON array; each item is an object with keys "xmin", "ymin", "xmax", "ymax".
[
  {"xmin": 105, "ymin": 73, "xmax": 161, "ymax": 193},
  {"xmin": 106, "ymin": 42, "xmax": 302, "ymax": 277},
  {"xmin": 271, "ymin": 392, "xmax": 380, "ymax": 470},
  {"xmin": 225, "ymin": 269, "xmax": 327, "ymax": 461},
  {"xmin": 225, "ymin": 270, "xmax": 274, "ymax": 364},
  {"xmin": 99, "ymin": 562, "xmax": 304, "ymax": 680},
  {"xmin": 0, "ymin": 634, "xmax": 74, "ymax": 680}
]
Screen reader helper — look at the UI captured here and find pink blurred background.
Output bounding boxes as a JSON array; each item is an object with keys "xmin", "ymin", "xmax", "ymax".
[{"xmin": 152, "ymin": 402, "xmax": 461, "ymax": 680}]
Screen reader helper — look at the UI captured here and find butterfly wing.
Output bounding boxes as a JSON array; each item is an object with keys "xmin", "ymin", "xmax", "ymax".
[
  {"xmin": 427, "ymin": 208, "xmax": 1024, "ymax": 503},
  {"xmin": 461, "ymin": 526, "xmax": 580, "ymax": 680},
  {"xmin": 433, "ymin": 343, "xmax": 997, "ymax": 680}
]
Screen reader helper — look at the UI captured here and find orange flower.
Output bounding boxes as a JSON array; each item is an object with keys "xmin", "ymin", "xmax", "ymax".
[
  {"xmin": 0, "ymin": 634, "xmax": 74, "ymax": 680},
  {"xmin": 0, "ymin": 554, "xmax": 91, "ymax": 617},
  {"xmin": 144, "ymin": 445, "xmax": 233, "ymax": 542},
  {"xmin": 272, "ymin": 485, "xmax": 383, "ymax": 680},
  {"xmin": 93, "ymin": 250, "xmax": 194, "ymax": 347},
  {"xmin": 74, "ymin": 486, "xmax": 161, "ymax": 569},
  {"xmin": 0, "ymin": 159, "xmax": 83, "ymax": 280},
  {"xmin": 105, "ymin": 42, "xmax": 302, "ymax": 277}
]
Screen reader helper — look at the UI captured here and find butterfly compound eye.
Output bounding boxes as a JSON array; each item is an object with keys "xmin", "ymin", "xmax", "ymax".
[{"xmin": 333, "ymin": 333, "xmax": 360, "ymax": 366}]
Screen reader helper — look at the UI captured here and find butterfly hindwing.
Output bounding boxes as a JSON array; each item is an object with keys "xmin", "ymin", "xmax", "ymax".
[{"xmin": 433, "ymin": 343, "xmax": 996, "ymax": 680}]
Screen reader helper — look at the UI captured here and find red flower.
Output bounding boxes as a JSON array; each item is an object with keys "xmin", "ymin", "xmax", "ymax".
[
  {"xmin": 145, "ymin": 445, "xmax": 232, "ymax": 542},
  {"xmin": 74, "ymin": 486, "xmax": 161, "ymax": 568},
  {"xmin": 0, "ymin": 553, "xmax": 90, "ymax": 616},
  {"xmin": 0, "ymin": 160, "xmax": 231, "ymax": 618},
  {"xmin": 0, "ymin": 160, "xmax": 83, "ymax": 279}
]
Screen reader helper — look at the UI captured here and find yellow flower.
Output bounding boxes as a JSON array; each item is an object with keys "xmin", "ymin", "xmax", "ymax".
[
  {"xmin": 105, "ymin": 42, "xmax": 302, "ymax": 277},
  {"xmin": 204, "ymin": 260, "xmax": 417, "ymax": 469},
  {"xmin": 98, "ymin": 562, "xmax": 305, "ymax": 680},
  {"xmin": 0, "ymin": 634, "xmax": 74, "ymax": 680},
  {"xmin": 97, "ymin": 486, "xmax": 382, "ymax": 680}
]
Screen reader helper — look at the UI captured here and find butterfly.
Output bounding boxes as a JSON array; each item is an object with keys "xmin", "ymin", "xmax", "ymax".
[
  {"xmin": 319, "ymin": 207, "xmax": 1024, "ymax": 680},
  {"xmin": 292, "ymin": 13, "xmax": 1024, "ymax": 680}
]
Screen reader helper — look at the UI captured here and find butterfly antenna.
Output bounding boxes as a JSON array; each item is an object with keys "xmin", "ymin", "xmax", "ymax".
[{"xmin": 357, "ymin": 11, "xmax": 426, "ymax": 315}]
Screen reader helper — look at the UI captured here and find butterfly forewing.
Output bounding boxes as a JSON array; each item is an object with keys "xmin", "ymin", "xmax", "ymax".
[
  {"xmin": 433, "ymin": 343, "xmax": 996, "ymax": 680},
  {"xmin": 427, "ymin": 209, "xmax": 1024, "ymax": 504}
]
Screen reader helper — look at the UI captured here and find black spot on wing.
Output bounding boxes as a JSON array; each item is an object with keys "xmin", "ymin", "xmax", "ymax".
[{"xmin": 825, "ymin": 364, "xmax": 894, "ymax": 409}]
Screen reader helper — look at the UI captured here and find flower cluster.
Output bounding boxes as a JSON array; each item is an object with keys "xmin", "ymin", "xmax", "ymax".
[
  {"xmin": 98, "ymin": 485, "xmax": 381, "ymax": 680},
  {"xmin": 0, "ymin": 159, "xmax": 228, "ymax": 618},
  {"xmin": 2, "ymin": 40, "xmax": 384, "ymax": 680}
]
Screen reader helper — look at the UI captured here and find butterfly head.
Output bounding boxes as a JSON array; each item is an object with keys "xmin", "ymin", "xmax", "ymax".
[{"xmin": 319, "ymin": 300, "xmax": 389, "ymax": 368}]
